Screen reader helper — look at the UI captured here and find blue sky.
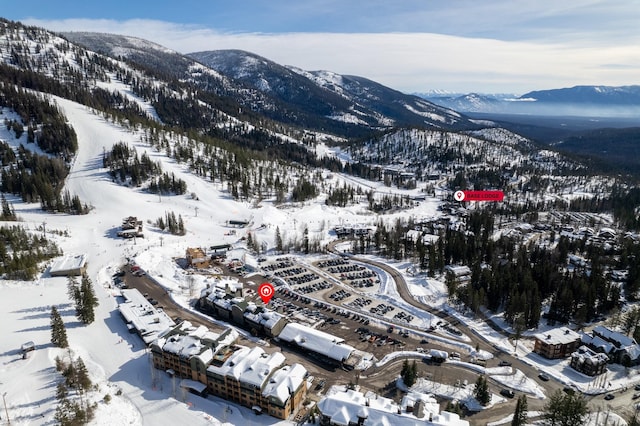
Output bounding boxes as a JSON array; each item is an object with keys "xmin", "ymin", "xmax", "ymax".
[{"xmin": 4, "ymin": 1, "xmax": 640, "ymax": 93}]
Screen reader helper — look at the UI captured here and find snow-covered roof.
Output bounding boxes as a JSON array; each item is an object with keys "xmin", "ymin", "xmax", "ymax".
[
  {"xmin": 262, "ymin": 363, "xmax": 307, "ymax": 404},
  {"xmin": 162, "ymin": 334, "xmax": 202, "ymax": 357},
  {"xmin": 244, "ymin": 307, "xmax": 285, "ymax": 329},
  {"xmin": 534, "ymin": 327, "xmax": 580, "ymax": 346},
  {"xmin": 624, "ymin": 345, "xmax": 640, "ymax": 361},
  {"xmin": 598, "ymin": 227, "xmax": 616, "ymax": 237},
  {"xmin": 212, "ymin": 277, "xmax": 243, "ymax": 292},
  {"xmin": 317, "ymin": 388, "xmax": 469, "ymax": 426},
  {"xmin": 571, "ymin": 345, "xmax": 609, "ymax": 365},
  {"xmin": 581, "ymin": 333, "xmax": 614, "ymax": 353},
  {"xmin": 206, "ymin": 346, "xmax": 285, "ymax": 388},
  {"xmin": 180, "ymin": 379, "xmax": 207, "ymax": 393},
  {"xmin": 444, "ymin": 265, "xmax": 471, "ymax": 276},
  {"xmin": 119, "ymin": 289, "xmax": 175, "ymax": 344},
  {"xmin": 49, "ymin": 253, "xmax": 87, "ymax": 274},
  {"xmin": 593, "ymin": 325, "xmax": 636, "ymax": 348},
  {"xmin": 278, "ymin": 322, "xmax": 354, "ymax": 362}
]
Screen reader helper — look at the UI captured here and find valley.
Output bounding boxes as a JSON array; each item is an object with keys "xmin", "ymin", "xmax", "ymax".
[{"xmin": 0, "ymin": 16, "xmax": 639, "ymax": 426}]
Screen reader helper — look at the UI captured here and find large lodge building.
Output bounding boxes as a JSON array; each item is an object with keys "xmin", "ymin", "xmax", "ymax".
[{"xmin": 150, "ymin": 320, "xmax": 308, "ymax": 419}]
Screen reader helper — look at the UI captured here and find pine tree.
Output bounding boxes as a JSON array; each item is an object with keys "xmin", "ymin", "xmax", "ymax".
[
  {"xmin": 0, "ymin": 194, "xmax": 17, "ymax": 220},
  {"xmin": 79, "ymin": 273, "xmax": 98, "ymax": 324},
  {"xmin": 50, "ymin": 306, "xmax": 69, "ymax": 348},
  {"xmin": 543, "ymin": 390, "xmax": 588, "ymax": 426},
  {"xmin": 511, "ymin": 394, "xmax": 527, "ymax": 426},
  {"xmin": 473, "ymin": 375, "xmax": 490, "ymax": 406},
  {"xmin": 75, "ymin": 357, "xmax": 92, "ymax": 393},
  {"xmin": 75, "ymin": 357, "xmax": 92, "ymax": 412},
  {"xmin": 275, "ymin": 226, "xmax": 283, "ymax": 253},
  {"xmin": 67, "ymin": 276, "xmax": 81, "ymax": 315},
  {"xmin": 401, "ymin": 359, "xmax": 418, "ymax": 387}
]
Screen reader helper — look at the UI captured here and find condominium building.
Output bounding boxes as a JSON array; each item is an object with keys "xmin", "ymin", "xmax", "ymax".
[
  {"xmin": 150, "ymin": 321, "xmax": 307, "ymax": 420},
  {"xmin": 533, "ymin": 327, "xmax": 580, "ymax": 359}
]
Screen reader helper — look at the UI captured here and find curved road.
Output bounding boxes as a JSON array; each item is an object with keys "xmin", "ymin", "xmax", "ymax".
[{"xmin": 325, "ymin": 240, "xmax": 565, "ymax": 424}]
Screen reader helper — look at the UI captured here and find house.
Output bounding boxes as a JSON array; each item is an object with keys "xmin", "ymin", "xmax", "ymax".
[
  {"xmin": 570, "ymin": 345, "xmax": 608, "ymax": 376},
  {"xmin": 533, "ymin": 327, "xmax": 581, "ymax": 359},
  {"xmin": 598, "ymin": 227, "xmax": 617, "ymax": 240},
  {"xmin": 119, "ymin": 216, "xmax": 144, "ymax": 238},
  {"xmin": 49, "ymin": 254, "xmax": 88, "ymax": 277},
  {"xmin": 186, "ymin": 247, "xmax": 211, "ymax": 269},
  {"xmin": 444, "ymin": 265, "xmax": 472, "ymax": 286},
  {"xmin": 582, "ymin": 325, "xmax": 640, "ymax": 367},
  {"xmin": 317, "ymin": 388, "xmax": 469, "ymax": 426}
]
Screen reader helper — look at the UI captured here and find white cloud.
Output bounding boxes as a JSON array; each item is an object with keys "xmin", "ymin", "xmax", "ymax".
[{"xmin": 24, "ymin": 18, "xmax": 640, "ymax": 93}]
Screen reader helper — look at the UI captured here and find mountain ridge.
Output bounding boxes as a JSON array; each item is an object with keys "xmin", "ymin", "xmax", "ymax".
[{"xmin": 418, "ymin": 85, "xmax": 640, "ymax": 118}]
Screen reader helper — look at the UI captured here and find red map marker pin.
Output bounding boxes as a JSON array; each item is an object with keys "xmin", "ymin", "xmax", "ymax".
[{"xmin": 258, "ymin": 282, "xmax": 275, "ymax": 304}]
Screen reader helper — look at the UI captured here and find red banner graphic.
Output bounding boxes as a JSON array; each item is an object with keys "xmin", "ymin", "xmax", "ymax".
[{"xmin": 454, "ymin": 190, "xmax": 504, "ymax": 202}]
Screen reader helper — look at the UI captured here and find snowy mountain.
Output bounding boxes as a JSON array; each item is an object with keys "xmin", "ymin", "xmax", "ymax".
[
  {"xmin": 188, "ymin": 49, "xmax": 478, "ymax": 132},
  {"xmin": 419, "ymin": 85, "xmax": 640, "ymax": 118},
  {"xmin": 4, "ymin": 17, "xmax": 640, "ymax": 426},
  {"xmin": 415, "ymin": 92, "xmax": 514, "ymax": 114},
  {"xmin": 521, "ymin": 85, "xmax": 640, "ymax": 105}
]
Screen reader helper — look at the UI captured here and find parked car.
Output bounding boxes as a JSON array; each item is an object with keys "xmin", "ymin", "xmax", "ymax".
[
  {"xmin": 635, "ymin": 384, "xmax": 640, "ymax": 391},
  {"xmin": 632, "ymin": 392, "xmax": 640, "ymax": 400},
  {"xmin": 498, "ymin": 360, "xmax": 512, "ymax": 367},
  {"xmin": 604, "ymin": 394, "xmax": 615, "ymax": 401},
  {"xmin": 500, "ymin": 389, "xmax": 515, "ymax": 398},
  {"xmin": 538, "ymin": 373, "xmax": 550, "ymax": 382}
]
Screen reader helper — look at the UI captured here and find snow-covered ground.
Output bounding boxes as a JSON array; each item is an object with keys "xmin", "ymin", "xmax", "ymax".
[
  {"xmin": 1, "ymin": 91, "xmax": 638, "ymax": 426},
  {"xmin": 0, "ymin": 91, "xmax": 465, "ymax": 425},
  {"xmin": 0, "ymin": 97, "xmax": 301, "ymax": 425}
]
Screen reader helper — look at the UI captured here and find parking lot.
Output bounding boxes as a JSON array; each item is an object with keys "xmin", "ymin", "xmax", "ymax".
[{"xmin": 260, "ymin": 256, "xmax": 422, "ymax": 329}]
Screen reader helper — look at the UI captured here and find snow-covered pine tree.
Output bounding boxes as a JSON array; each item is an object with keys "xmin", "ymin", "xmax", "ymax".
[{"xmin": 50, "ymin": 305, "xmax": 69, "ymax": 348}]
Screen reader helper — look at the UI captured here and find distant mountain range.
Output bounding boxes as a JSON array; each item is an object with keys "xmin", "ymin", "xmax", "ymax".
[
  {"xmin": 417, "ymin": 85, "xmax": 640, "ymax": 118},
  {"xmin": 187, "ymin": 49, "xmax": 476, "ymax": 133},
  {"xmin": 15, "ymin": 28, "xmax": 640, "ymax": 171},
  {"xmin": 63, "ymin": 33, "xmax": 478, "ymax": 137}
]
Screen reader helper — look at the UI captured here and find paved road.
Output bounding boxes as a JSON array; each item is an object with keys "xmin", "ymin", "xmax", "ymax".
[
  {"xmin": 324, "ymin": 241, "xmax": 567, "ymax": 424},
  {"xmin": 118, "ymin": 263, "xmax": 362, "ymax": 402},
  {"xmin": 118, "ymin": 254, "xmax": 572, "ymax": 425},
  {"xmin": 121, "ymin": 265, "xmax": 222, "ymax": 332}
]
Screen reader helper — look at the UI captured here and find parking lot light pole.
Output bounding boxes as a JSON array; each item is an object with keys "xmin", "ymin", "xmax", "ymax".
[{"xmin": 2, "ymin": 392, "xmax": 10, "ymax": 425}]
